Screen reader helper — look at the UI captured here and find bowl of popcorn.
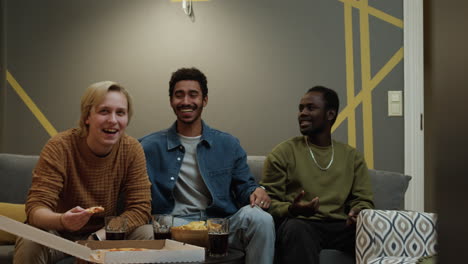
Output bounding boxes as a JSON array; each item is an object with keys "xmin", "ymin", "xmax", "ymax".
[{"xmin": 171, "ymin": 221, "xmax": 209, "ymax": 248}]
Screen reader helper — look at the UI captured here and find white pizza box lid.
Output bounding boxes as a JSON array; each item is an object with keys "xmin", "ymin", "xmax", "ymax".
[
  {"xmin": 81, "ymin": 239, "xmax": 205, "ymax": 263},
  {"xmin": 0, "ymin": 215, "xmax": 205, "ymax": 263}
]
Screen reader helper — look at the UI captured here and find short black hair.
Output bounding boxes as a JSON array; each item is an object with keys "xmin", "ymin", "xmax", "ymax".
[
  {"xmin": 169, "ymin": 67, "xmax": 208, "ymax": 98},
  {"xmin": 307, "ymin": 86, "xmax": 340, "ymax": 125}
]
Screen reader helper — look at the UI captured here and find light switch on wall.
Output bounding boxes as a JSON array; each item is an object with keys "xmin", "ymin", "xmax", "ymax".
[{"xmin": 388, "ymin": 91, "xmax": 403, "ymax": 116}]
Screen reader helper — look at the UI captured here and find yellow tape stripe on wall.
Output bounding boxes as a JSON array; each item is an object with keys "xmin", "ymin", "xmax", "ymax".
[
  {"xmin": 370, "ymin": 47, "xmax": 404, "ymax": 89},
  {"xmin": 339, "ymin": 0, "xmax": 403, "ymax": 28},
  {"xmin": 344, "ymin": 2, "xmax": 357, "ymax": 148},
  {"xmin": 359, "ymin": 0, "xmax": 375, "ymax": 169},
  {"xmin": 335, "ymin": 0, "xmax": 404, "ymax": 169},
  {"xmin": 333, "ymin": 48, "xmax": 403, "ymax": 131},
  {"xmin": 6, "ymin": 71, "xmax": 58, "ymax": 137}
]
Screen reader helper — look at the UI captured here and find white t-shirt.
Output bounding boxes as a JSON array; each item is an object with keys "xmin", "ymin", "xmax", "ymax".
[{"xmin": 171, "ymin": 134, "xmax": 212, "ymax": 216}]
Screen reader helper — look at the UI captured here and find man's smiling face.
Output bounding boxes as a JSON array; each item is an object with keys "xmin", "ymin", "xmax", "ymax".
[
  {"xmin": 298, "ymin": 91, "xmax": 331, "ymax": 136},
  {"xmin": 170, "ymin": 80, "xmax": 208, "ymax": 125},
  {"xmin": 85, "ymin": 91, "xmax": 128, "ymax": 155}
]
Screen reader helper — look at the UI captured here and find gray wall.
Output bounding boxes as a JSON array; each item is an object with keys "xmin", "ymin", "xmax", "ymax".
[{"xmin": 3, "ymin": 0, "xmax": 404, "ymax": 172}]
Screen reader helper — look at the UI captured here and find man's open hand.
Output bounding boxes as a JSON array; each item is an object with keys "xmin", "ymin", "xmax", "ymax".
[
  {"xmin": 288, "ymin": 190, "xmax": 320, "ymax": 217},
  {"xmin": 346, "ymin": 208, "xmax": 361, "ymax": 226}
]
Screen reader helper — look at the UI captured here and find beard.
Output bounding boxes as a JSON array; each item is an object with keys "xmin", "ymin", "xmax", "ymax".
[
  {"xmin": 300, "ymin": 126, "xmax": 325, "ymax": 136},
  {"xmin": 298, "ymin": 111, "xmax": 330, "ymax": 136},
  {"xmin": 175, "ymin": 104, "xmax": 203, "ymax": 124}
]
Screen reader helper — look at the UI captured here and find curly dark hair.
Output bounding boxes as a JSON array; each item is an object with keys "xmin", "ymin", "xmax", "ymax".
[
  {"xmin": 307, "ymin": 86, "xmax": 340, "ymax": 125},
  {"xmin": 169, "ymin": 67, "xmax": 208, "ymax": 98}
]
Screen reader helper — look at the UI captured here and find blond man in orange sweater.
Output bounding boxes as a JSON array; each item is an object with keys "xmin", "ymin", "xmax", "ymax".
[{"xmin": 14, "ymin": 81, "xmax": 152, "ymax": 264}]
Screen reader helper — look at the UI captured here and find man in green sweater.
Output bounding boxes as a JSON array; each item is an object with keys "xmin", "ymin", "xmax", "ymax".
[{"xmin": 260, "ymin": 86, "xmax": 374, "ymax": 264}]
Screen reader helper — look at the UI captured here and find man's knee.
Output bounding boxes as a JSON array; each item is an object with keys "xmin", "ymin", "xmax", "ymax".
[
  {"xmin": 14, "ymin": 237, "xmax": 49, "ymax": 264},
  {"xmin": 278, "ymin": 218, "xmax": 312, "ymax": 238},
  {"xmin": 127, "ymin": 224, "xmax": 153, "ymax": 240},
  {"xmin": 238, "ymin": 205, "xmax": 274, "ymax": 229}
]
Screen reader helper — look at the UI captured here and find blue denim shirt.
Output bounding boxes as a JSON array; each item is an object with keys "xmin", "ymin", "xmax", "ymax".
[{"xmin": 139, "ymin": 121, "xmax": 258, "ymax": 217}]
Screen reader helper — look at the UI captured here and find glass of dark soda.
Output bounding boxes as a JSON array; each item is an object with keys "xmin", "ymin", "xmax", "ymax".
[
  {"xmin": 207, "ymin": 218, "xmax": 229, "ymax": 257},
  {"xmin": 105, "ymin": 216, "xmax": 127, "ymax": 240},
  {"xmin": 153, "ymin": 214, "xmax": 173, "ymax": 240}
]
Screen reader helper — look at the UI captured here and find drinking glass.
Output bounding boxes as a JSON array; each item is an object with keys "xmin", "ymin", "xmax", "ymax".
[
  {"xmin": 207, "ymin": 218, "xmax": 229, "ymax": 257},
  {"xmin": 105, "ymin": 216, "xmax": 127, "ymax": 240},
  {"xmin": 153, "ymin": 214, "xmax": 173, "ymax": 240}
]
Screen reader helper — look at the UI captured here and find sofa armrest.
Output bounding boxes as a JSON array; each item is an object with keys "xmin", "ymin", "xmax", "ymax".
[
  {"xmin": 0, "ymin": 153, "xmax": 39, "ymax": 204},
  {"xmin": 356, "ymin": 209, "xmax": 437, "ymax": 264}
]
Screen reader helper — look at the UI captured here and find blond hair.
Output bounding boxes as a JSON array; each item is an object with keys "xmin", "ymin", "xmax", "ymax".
[{"xmin": 77, "ymin": 81, "xmax": 133, "ymax": 137}]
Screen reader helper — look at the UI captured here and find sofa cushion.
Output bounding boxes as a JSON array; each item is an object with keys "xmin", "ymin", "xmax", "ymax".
[
  {"xmin": 369, "ymin": 170, "xmax": 411, "ymax": 210},
  {"xmin": 0, "ymin": 153, "xmax": 38, "ymax": 204},
  {"xmin": 0, "ymin": 203, "xmax": 26, "ymax": 245}
]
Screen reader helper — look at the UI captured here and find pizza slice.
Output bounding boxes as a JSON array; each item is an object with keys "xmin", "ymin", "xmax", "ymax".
[
  {"xmin": 86, "ymin": 206, "xmax": 105, "ymax": 214},
  {"xmin": 89, "ymin": 248, "xmax": 149, "ymax": 262}
]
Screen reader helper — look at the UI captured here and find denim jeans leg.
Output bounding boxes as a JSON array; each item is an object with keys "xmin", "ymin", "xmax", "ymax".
[{"xmin": 228, "ymin": 205, "xmax": 275, "ymax": 264}]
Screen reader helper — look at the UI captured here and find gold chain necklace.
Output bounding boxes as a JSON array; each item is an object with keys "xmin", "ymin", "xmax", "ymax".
[{"xmin": 305, "ymin": 137, "xmax": 334, "ymax": 171}]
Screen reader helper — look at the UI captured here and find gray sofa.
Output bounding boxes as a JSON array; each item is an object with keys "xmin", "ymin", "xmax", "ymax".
[{"xmin": 0, "ymin": 153, "xmax": 411, "ymax": 264}]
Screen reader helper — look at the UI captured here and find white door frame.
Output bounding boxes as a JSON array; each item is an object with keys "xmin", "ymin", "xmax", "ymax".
[{"xmin": 404, "ymin": 0, "xmax": 424, "ymax": 212}]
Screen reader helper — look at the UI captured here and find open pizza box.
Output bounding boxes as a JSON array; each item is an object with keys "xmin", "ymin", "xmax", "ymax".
[{"xmin": 0, "ymin": 215, "xmax": 205, "ymax": 263}]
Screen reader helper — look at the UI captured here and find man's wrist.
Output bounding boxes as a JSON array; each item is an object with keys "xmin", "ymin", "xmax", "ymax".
[
  {"xmin": 251, "ymin": 186, "xmax": 265, "ymax": 195},
  {"xmin": 58, "ymin": 213, "xmax": 67, "ymax": 231}
]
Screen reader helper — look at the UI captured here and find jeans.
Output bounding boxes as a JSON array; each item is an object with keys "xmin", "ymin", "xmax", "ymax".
[{"xmin": 174, "ymin": 205, "xmax": 275, "ymax": 264}]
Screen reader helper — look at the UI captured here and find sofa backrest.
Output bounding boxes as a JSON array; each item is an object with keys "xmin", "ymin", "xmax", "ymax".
[
  {"xmin": 0, "ymin": 153, "xmax": 39, "ymax": 204},
  {"xmin": 247, "ymin": 155, "xmax": 412, "ymax": 210},
  {"xmin": 0, "ymin": 153, "xmax": 412, "ymax": 210}
]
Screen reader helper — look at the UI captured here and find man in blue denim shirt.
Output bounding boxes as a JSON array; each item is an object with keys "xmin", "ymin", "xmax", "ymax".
[{"xmin": 140, "ymin": 67, "xmax": 275, "ymax": 264}]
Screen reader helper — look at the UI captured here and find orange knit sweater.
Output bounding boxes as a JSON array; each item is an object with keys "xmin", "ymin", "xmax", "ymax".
[{"xmin": 26, "ymin": 128, "xmax": 151, "ymax": 235}]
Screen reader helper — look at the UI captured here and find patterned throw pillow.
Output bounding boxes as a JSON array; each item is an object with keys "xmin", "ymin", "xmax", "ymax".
[
  {"xmin": 369, "ymin": 256, "xmax": 420, "ymax": 264},
  {"xmin": 356, "ymin": 210, "xmax": 437, "ymax": 264}
]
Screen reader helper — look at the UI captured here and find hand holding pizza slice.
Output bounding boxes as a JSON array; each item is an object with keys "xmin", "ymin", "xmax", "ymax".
[
  {"xmin": 86, "ymin": 206, "xmax": 105, "ymax": 214},
  {"xmin": 61, "ymin": 206, "xmax": 100, "ymax": 231}
]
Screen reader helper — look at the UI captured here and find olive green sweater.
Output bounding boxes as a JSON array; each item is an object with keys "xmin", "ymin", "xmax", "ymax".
[{"xmin": 260, "ymin": 136, "xmax": 374, "ymax": 220}]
